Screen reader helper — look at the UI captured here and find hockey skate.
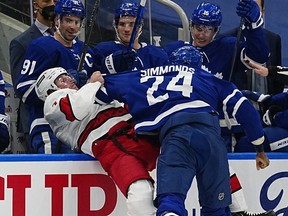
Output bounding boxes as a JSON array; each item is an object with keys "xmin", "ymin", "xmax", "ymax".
[{"xmin": 232, "ymin": 210, "xmax": 276, "ymax": 216}]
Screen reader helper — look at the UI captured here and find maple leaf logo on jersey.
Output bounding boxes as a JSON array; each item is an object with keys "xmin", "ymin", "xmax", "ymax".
[
  {"xmin": 214, "ymin": 72, "xmax": 223, "ymax": 79},
  {"xmin": 200, "ymin": 65, "xmax": 223, "ymax": 79},
  {"xmin": 201, "ymin": 65, "xmax": 211, "ymax": 73}
]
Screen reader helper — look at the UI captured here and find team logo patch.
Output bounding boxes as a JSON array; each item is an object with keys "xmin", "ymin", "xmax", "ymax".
[{"xmin": 218, "ymin": 192, "xmax": 225, "ymax": 200}]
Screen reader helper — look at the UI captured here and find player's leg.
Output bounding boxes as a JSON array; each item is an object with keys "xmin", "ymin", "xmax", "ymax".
[
  {"xmin": 155, "ymin": 125, "xmax": 193, "ymax": 216},
  {"xmin": 193, "ymin": 123, "xmax": 232, "ymax": 216},
  {"xmin": 229, "ymin": 165, "xmax": 248, "ymax": 212},
  {"xmin": 127, "ymin": 179, "xmax": 156, "ymax": 216},
  {"xmin": 156, "ymin": 112, "xmax": 231, "ymax": 216},
  {"xmin": 123, "ymin": 126, "xmax": 160, "ymax": 171},
  {"xmin": 92, "ymin": 137, "xmax": 156, "ymax": 216}
]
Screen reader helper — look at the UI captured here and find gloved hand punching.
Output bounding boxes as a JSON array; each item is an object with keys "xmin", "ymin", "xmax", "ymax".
[
  {"xmin": 236, "ymin": 0, "xmax": 262, "ymax": 28},
  {"xmin": 241, "ymin": 90, "xmax": 271, "ymax": 114},
  {"xmin": 67, "ymin": 69, "xmax": 88, "ymax": 88},
  {"xmin": 0, "ymin": 114, "xmax": 10, "ymax": 152},
  {"xmin": 104, "ymin": 50, "xmax": 137, "ymax": 74},
  {"xmin": 262, "ymin": 105, "xmax": 283, "ymax": 126}
]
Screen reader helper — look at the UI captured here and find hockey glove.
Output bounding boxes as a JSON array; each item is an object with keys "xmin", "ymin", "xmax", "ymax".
[
  {"xmin": 0, "ymin": 114, "xmax": 10, "ymax": 152},
  {"xmin": 241, "ymin": 90, "xmax": 271, "ymax": 115},
  {"xmin": 262, "ymin": 105, "xmax": 283, "ymax": 126},
  {"xmin": 104, "ymin": 50, "xmax": 137, "ymax": 74},
  {"xmin": 236, "ymin": 0, "xmax": 263, "ymax": 28},
  {"xmin": 67, "ymin": 69, "xmax": 88, "ymax": 88}
]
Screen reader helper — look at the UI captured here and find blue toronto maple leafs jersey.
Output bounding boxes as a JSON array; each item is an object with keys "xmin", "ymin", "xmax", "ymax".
[
  {"xmin": 100, "ymin": 64, "xmax": 264, "ymax": 144},
  {"xmin": 164, "ymin": 27, "xmax": 269, "ymax": 87},
  {"xmin": 16, "ymin": 36, "xmax": 95, "ymax": 137},
  {"xmin": 93, "ymin": 41, "xmax": 169, "ymax": 72}
]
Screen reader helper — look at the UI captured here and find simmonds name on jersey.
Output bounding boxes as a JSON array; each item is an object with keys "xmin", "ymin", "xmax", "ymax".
[{"xmin": 140, "ymin": 65, "xmax": 195, "ymax": 77}]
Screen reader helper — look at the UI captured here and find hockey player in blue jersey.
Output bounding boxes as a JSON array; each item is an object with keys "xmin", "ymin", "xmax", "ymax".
[
  {"xmin": 93, "ymin": 2, "xmax": 169, "ymax": 74},
  {"xmin": 0, "ymin": 70, "xmax": 9, "ymax": 152},
  {"xmin": 95, "ymin": 45, "xmax": 270, "ymax": 216},
  {"xmin": 164, "ymin": 1, "xmax": 269, "ymax": 89},
  {"xmin": 16, "ymin": 0, "xmax": 95, "ymax": 153},
  {"xmin": 235, "ymin": 89, "xmax": 288, "ymax": 152},
  {"xmin": 163, "ymin": 3, "xmax": 272, "ymax": 215}
]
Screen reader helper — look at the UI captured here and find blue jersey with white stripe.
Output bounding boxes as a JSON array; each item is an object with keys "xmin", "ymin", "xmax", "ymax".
[
  {"xmin": 101, "ymin": 64, "xmax": 264, "ymax": 143},
  {"xmin": 16, "ymin": 36, "xmax": 95, "ymax": 137}
]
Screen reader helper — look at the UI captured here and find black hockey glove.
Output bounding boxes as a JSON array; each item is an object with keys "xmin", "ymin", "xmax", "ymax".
[
  {"xmin": 104, "ymin": 50, "xmax": 137, "ymax": 73},
  {"xmin": 262, "ymin": 105, "xmax": 283, "ymax": 126},
  {"xmin": 0, "ymin": 114, "xmax": 10, "ymax": 152},
  {"xmin": 67, "ymin": 69, "xmax": 88, "ymax": 88}
]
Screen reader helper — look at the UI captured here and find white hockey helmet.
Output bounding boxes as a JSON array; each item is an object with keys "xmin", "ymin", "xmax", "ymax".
[{"xmin": 35, "ymin": 67, "xmax": 68, "ymax": 101}]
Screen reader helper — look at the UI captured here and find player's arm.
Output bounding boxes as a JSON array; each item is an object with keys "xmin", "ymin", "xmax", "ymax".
[
  {"xmin": 267, "ymin": 66, "xmax": 288, "ymax": 84},
  {"xmin": 236, "ymin": 0, "xmax": 269, "ymax": 67},
  {"xmin": 81, "ymin": 46, "xmax": 95, "ymax": 78},
  {"xmin": 245, "ymin": 60, "xmax": 288, "ymax": 85},
  {"xmin": 233, "ymin": 97, "xmax": 270, "ymax": 170},
  {"xmin": 221, "ymin": 83, "xmax": 269, "ymax": 169},
  {"xmin": 16, "ymin": 44, "xmax": 51, "ymax": 104},
  {"xmin": 65, "ymin": 76, "xmax": 104, "ymax": 121}
]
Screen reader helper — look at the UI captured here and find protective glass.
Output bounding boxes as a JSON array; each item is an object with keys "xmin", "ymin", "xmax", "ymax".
[
  {"xmin": 192, "ymin": 24, "xmax": 215, "ymax": 35},
  {"xmin": 62, "ymin": 17, "xmax": 82, "ymax": 27}
]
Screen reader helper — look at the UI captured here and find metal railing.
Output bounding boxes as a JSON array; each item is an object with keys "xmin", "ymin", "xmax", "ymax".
[
  {"xmin": 155, "ymin": 0, "xmax": 190, "ymax": 41},
  {"xmin": 0, "ymin": 1, "xmax": 31, "ymax": 25}
]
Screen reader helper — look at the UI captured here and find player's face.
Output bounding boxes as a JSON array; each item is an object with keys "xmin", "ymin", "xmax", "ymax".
[
  {"xmin": 58, "ymin": 15, "xmax": 82, "ymax": 41},
  {"xmin": 191, "ymin": 24, "xmax": 217, "ymax": 48},
  {"xmin": 55, "ymin": 74, "xmax": 78, "ymax": 90},
  {"xmin": 116, "ymin": 16, "xmax": 138, "ymax": 44}
]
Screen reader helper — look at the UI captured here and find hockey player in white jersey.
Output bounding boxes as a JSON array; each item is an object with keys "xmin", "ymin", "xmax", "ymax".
[
  {"xmin": 95, "ymin": 45, "xmax": 271, "ymax": 216},
  {"xmin": 93, "ymin": 2, "xmax": 169, "ymax": 74},
  {"xmin": 35, "ymin": 67, "xmax": 160, "ymax": 216}
]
